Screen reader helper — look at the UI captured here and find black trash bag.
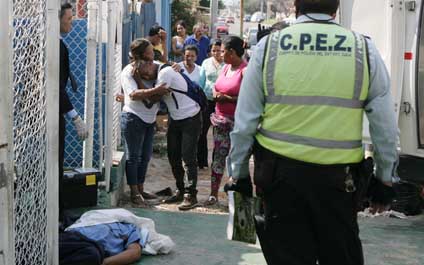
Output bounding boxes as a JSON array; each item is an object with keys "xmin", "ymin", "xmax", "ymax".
[{"xmin": 391, "ymin": 181, "xmax": 424, "ymax": 216}]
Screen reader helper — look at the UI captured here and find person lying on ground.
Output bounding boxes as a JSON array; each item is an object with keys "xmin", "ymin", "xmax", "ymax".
[{"xmin": 65, "ymin": 222, "xmax": 149, "ymax": 265}]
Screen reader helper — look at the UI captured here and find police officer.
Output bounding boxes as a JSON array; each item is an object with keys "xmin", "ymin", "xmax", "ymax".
[{"xmin": 226, "ymin": 0, "xmax": 398, "ymax": 264}]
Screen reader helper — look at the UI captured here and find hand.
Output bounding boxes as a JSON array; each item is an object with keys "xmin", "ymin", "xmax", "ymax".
[
  {"xmin": 224, "ymin": 177, "xmax": 253, "ymax": 197},
  {"xmin": 213, "ymin": 90, "xmax": 222, "ymax": 101},
  {"xmin": 154, "ymin": 82, "xmax": 170, "ymax": 96},
  {"xmin": 72, "ymin": 115, "xmax": 88, "ymax": 141},
  {"xmin": 257, "ymin": 23, "xmax": 272, "ymax": 43},
  {"xmin": 171, "ymin": 62, "xmax": 181, "ymax": 72},
  {"xmin": 159, "ymin": 29, "xmax": 167, "ymax": 42},
  {"xmin": 115, "ymin": 93, "xmax": 124, "ymax": 102},
  {"xmin": 368, "ymin": 179, "xmax": 395, "ymax": 214}
]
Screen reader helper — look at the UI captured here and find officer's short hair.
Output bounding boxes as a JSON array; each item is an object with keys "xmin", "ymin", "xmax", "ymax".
[{"xmin": 295, "ymin": 0, "xmax": 340, "ymax": 15}]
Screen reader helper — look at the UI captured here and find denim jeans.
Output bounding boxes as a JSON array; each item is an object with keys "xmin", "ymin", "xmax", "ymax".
[
  {"xmin": 121, "ymin": 112, "xmax": 155, "ymax": 185},
  {"xmin": 167, "ymin": 111, "xmax": 202, "ymax": 194}
]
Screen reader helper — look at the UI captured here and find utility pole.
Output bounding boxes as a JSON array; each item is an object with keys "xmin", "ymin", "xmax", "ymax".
[
  {"xmin": 210, "ymin": 0, "xmax": 218, "ymax": 38},
  {"xmin": 240, "ymin": 0, "xmax": 244, "ymax": 37}
]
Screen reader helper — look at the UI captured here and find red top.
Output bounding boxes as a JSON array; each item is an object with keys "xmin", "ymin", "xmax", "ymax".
[{"xmin": 214, "ymin": 61, "xmax": 247, "ymax": 117}]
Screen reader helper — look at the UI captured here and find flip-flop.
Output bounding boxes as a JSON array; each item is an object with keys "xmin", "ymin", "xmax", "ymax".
[{"xmin": 204, "ymin": 195, "xmax": 218, "ymax": 206}]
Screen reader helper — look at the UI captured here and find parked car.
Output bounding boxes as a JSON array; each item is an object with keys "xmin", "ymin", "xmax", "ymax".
[
  {"xmin": 243, "ymin": 14, "xmax": 251, "ymax": 22},
  {"xmin": 217, "ymin": 17, "xmax": 226, "ymax": 23},
  {"xmin": 251, "ymin": 12, "xmax": 265, "ymax": 23},
  {"xmin": 216, "ymin": 21, "xmax": 229, "ymax": 38},
  {"xmin": 226, "ymin": 16, "xmax": 235, "ymax": 24}
]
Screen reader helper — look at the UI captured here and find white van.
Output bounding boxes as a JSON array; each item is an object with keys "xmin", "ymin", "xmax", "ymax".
[
  {"xmin": 339, "ymin": 0, "xmax": 424, "ymax": 178},
  {"xmin": 251, "ymin": 12, "xmax": 265, "ymax": 23}
]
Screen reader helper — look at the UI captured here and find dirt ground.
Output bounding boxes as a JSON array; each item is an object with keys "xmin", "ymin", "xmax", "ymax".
[{"xmin": 118, "ymin": 116, "xmax": 234, "ymax": 214}]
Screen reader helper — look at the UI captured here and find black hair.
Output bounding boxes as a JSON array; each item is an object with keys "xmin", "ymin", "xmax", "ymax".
[
  {"xmin": 149, "ymin": 25, "xmax": 164, "ymax": 37},
  {"xmin": 130, "ymin": 38, "xmax": 152, "ymax": 61},
  {"xmin": 222, "ymin": 35, "xmax": 244, "ymax": 57},
  {"xmin": 184, "ymin": 44, "xmax": 199, "ymax": 56},
  {"xmin": 295, "ymin": 0, "xmax": 340, "ymax": 15},
  {"xmin": 175, "ymin": 20, "xmax": 187, "ymax": 29},
  {"xmin": 60, "ymin": 3, "xmax": 72, "ymax": 18},
  {"xmin": 209, "ymin": 38, "xmax": 222, "ymax": 48}
]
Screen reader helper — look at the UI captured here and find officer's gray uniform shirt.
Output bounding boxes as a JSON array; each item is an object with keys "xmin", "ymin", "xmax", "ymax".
[{"xmin": 227, "ymin": 14, "xmax": 398, "ymax": 183}]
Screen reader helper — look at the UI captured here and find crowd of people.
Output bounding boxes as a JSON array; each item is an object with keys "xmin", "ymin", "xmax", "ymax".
[{"xmin": 119, "ymin": 19, "xmax": 248, "ymax": 210}]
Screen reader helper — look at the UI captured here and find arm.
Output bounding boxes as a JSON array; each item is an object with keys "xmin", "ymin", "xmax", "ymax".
[
  {"xmin": 160, "ymin": 30, "xmax": 168, "ymax": 63},
  {"xmin": 102, "ymin": 243, "xmax": 142, "ymax": 265},
  {"xmin": 171, "ymin": 36, "xmax": 183, "ymax": 57},
  {"xmin": 129, "ymin": 83, "xmax": 169, "ymax": 101},
  {"xmin": 125, "ymin": 64, "xmax": 169, "ymax": 101},
  {"xmin": 198, "ymin": 66, "xmax": 206, "ymax": 90},
  {"xmin": 213, "ymin": 91, "xmax": 238, "ymax": 103},
  {"xmin": 364, "ymin": 39, "xmax": 398, "ymax": 184},
  {"xmin": 227, "ymin": 38, "xmax": 267, "ymax": 180},
  {"xmin": 364, "ymin": 39, "xmax": 398, "ymax": 213}
]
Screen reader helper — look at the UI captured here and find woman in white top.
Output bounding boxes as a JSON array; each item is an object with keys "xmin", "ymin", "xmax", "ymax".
[
  {"xmin": 120, "ymin": 38, "xmax": 170, "ymax": 205},
  {"xmin": 171, "ymin": 20, "xmax": 188, "ymax": 63},
  {"xmin": 177, "ymin": 44, "xmax": 201, "ymax": 84},
  {"xmin": 197, "ymin": 38, "xmax": 224, "ymax": 172}
]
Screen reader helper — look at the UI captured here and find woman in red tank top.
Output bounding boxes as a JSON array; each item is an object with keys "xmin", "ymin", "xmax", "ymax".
[{"xmin": 204, "ymin": 36, "xmax": 247, "ymax": 205}]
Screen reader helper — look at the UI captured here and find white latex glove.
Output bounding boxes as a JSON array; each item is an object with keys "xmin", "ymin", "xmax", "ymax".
[{"xmin": 72, "ymin": 115, "xmax": 88, "ymax": 140}]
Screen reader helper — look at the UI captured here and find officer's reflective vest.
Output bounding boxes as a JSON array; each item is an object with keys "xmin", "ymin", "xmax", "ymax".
[{"xmin": 256, "ymin": 23, "xmax": 370, "ymax": 164}]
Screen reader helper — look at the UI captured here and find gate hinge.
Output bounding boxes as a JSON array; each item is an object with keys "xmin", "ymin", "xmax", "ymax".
[
  {"xmin": 400, "ymin": 101, "xmax": 412, "ymax": 114},
  {"xmin": 0, "ymin": 163, "xmax": 7, "ymax": 188},
  {"xmin": 406, "ymin": 1, "xmax": 416, "ymax": 11}
]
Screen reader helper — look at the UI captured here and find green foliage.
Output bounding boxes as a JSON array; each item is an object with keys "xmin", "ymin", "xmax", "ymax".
[
  {"xmin": 244, "ymin": 0, "xmax": 261, "ymax": 15},
  {"xmin": 171, "ymin": 0, "xmax": 196, "ymax": 36},
  {"xmin": 199, "ymin": 0, "xmax": 225, "ymax": 10}
]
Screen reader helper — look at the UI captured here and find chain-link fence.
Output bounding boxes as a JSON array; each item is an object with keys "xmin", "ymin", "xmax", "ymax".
[
  {"xmin": 63, "ymin": 0, "xmax": 103, "ymax": 169},
  {"xmin": 11, "ymin": 0, "xmax": 53, "ymax": 264}
]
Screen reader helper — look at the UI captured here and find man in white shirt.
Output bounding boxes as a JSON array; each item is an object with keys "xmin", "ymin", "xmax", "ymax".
[{"xmin": 152, "ymin": 65, "xmax": 202, "ymax": 210}]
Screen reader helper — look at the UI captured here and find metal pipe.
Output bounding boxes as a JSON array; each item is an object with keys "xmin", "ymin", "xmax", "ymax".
[
  {"xmin": 104, "ymin": 0, "xmax": 118, "ymax": 192},
  {"xmin": 97, "ymin": 0, "xmax": 104, "ymax": 170},
  {"xmin": 83, "ymin": 0, "xmax": 99, "ymax": 168},
  {"xmin": 210, "ymin": 0, "xmax": 218, "ymax": 39},
  {"xmin": 240, "ymin": 0, "xmax": 244, "ymax": 37},
  {"xmin": 46, "ymin": 0, "xmax": 60, "ymax": 263},
  {"xmin": 0, "ymin": 0, "xmax": 14, "ymax": 263}
]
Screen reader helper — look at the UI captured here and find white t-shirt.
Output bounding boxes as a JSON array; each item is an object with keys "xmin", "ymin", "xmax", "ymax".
[
  {"xmin": 178, "ymin": 62, "xmax": 201, "ymax": 84},
  {"xmin": 157, "ymin": 66, "xmax": 200, "ymax": 120},
  {"xmin": 120, "ymin": 63, "xmax": 159, "ymax": 124}
]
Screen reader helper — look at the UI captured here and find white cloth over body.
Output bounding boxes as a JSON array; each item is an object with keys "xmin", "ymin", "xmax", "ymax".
[{"xmin": 66, "ymin": 208, "xmax": 175, "ymax": 255}]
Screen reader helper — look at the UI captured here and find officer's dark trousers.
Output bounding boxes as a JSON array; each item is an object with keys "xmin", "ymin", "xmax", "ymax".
[{"xmin": 253, "ymin": 144, "xmax": 364, "ymax": 265}]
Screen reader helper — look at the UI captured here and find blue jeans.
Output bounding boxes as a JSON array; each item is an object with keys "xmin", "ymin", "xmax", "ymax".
[{"xmin": 121, "ymin": 112, "xmax": 155, "ymax": 185}]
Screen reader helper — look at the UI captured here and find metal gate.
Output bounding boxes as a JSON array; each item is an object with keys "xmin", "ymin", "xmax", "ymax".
[{"xmin": 0, "ymin": 0, "xmax": 59, "ymax": 264}]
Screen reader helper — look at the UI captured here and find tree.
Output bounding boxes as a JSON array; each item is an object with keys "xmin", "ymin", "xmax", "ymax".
[
  {"xmin": 199, "ymin": 0, "xmax": 225, "ymax": 10},
  {"xmin": 171, "ymin": 0, "xmax": 196, "ymax": 36}
]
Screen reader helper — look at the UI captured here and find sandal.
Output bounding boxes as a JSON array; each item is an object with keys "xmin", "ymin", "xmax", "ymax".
[
  {"xmin": 131, "ymin": 194, "xmax": 145, "ymax": 205},
  {"xmin": 203, "ymin": 195, "xmax": 218, "ymax": 206}
]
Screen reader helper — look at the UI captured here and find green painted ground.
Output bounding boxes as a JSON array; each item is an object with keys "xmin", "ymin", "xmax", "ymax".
[
  {"xmin": 123, "ymin": 208, "xmax": 424, "ymax": 265},
  {"xmin": 130, "ymin": 209, "xmax": 266, "ymax": 265}
]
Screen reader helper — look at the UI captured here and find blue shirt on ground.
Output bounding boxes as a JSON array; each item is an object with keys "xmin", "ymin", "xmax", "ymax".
[
  {"xmin": 69, "ymin": 222, "xmax": 149, "ymax": 257},
  {"xmin": 184, "ymin": 35, "xmax": 210, "ymax": 65}
]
